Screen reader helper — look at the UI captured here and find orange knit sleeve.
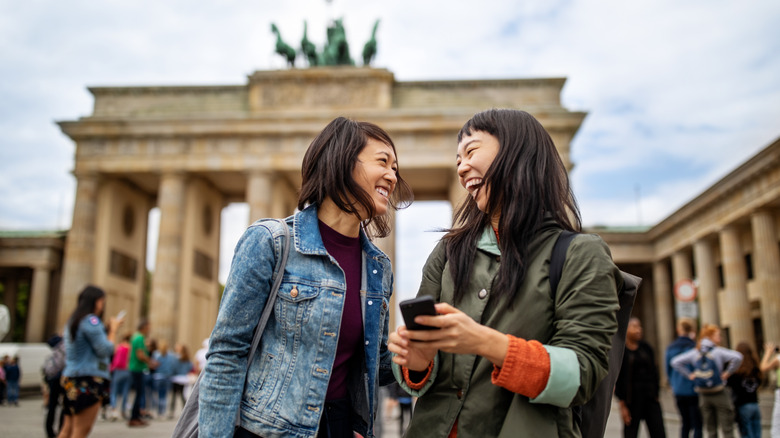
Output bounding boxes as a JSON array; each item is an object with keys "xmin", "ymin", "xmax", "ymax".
[
  {"xmin": 491, "ymin": 334, "xmax": 551, "ymax": 398},
  {"xmin": 402, "ymin": 361, "xmax": 434, "ymax": 390}
]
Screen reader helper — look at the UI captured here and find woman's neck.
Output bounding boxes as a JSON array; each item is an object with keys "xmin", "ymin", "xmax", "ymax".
[{"xmin": 318, "ymin": 198, "xmax": 362, "ymax": 238}]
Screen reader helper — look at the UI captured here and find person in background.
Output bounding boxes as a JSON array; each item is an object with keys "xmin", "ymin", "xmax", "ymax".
[
  {"xmin": 0, "ymin": 356, "xmax": 6, "ymax": 405},
  {"xmin": 142, "ymin": 337, "xmax": 158, "ymax": 418},
  {"xmin": 727, "ymin": 342, "xmax": 762, "ymax": 438},
  {"xmin": 59, "ymin": 285, "xmax": 123, "ymax": 438},
  {"xmin": 616, "ymin": 317, "xmax": 666, "ymax": 438},
  {"xmin": 127, "ymin": 319, "xmax": 156, "ymax": 427},
  {"xmin": 43, "ymin": 334, "xmax": 67, "ymax": 437},
  {"xmin": 760, "ymin": 342, "xmax": 780, "ymax": 438},
  {"xmin": 671, "ymin": 324, "xmax": 743, "ymax": 438},
  {"xmin": 168, "ymin": 343, "xmax": 193, "ymax": 418},
  {"xmin": 194, "ymin": 338, "xmax": 208, "ymax": 374},
  {"xmin": 388, "ymin": 109, "xmax": 621, "ymax": 437},
  {"xmin": 151, "ymin": 339, "xmax": 177, "ymax": 418},
  {"xmin": 665, "ymin": 317, "xmax": 703, "ymax": 438},
  {"xmin": 4, "ymin": 355, "xmax": 20, "ymax": 406},
  {"xmin": 108, "ymin": 334, "xmax": 131, "ymax": 420}
]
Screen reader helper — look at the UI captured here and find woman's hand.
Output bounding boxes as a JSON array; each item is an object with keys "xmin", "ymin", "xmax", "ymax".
[
  {"xmin": 388, "ymin": 326, "xmax": 437, "ymax": 372},
  {"xmin": 406, "ymin": 303, "xmax": 509, "ymax": 367}
]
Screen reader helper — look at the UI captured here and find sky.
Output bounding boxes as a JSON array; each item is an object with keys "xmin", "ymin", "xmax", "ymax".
[{"xmin": 1, "ymin": 0, "xmax": 779, "ymax": 306}]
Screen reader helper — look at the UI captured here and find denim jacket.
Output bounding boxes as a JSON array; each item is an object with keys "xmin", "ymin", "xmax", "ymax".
[
  {"xmin": 199, "ymin": 205, "xmax": 395, "ymax": 438},
  {"xmin": 62, "ymin": 314, "xmax": 114, "ymax": 380}
]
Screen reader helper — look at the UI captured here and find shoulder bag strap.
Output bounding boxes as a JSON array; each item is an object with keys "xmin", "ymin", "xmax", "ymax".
[
  {"xmin": 246, "ymin": 218, "xmax": 291, "ymax": 366},
  {"xmin": 234, "ymin": 219, "xmax": 291, "ymax": 427},
  {"xmin": 549, "ymin": 230, "xmax": 577, "ymax": 300}
]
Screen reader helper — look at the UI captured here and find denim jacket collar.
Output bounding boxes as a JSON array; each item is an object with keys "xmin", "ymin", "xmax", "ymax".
[{"xmin": 294, "ymin": 204, "xmax": 388, "ymax": 262}]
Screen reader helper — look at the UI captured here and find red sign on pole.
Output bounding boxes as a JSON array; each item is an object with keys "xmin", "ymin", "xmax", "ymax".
[{"xmin": 674, "ymin": 279, "xmax": 697, "ymax": 302}]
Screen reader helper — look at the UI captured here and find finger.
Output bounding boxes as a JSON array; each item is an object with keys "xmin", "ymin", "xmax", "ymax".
[
  {"xmin": 413, "ymin": 314, "xmax": 447, "ymax": 329},
  {"xmin": 433, "ymin": 302, "xmax": 460, "ymax": 314}
]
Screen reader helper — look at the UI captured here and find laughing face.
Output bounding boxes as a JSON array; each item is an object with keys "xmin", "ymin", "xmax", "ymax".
[
  {"xmin": 456, "ymin": 130, "xmax": 500, "ymax": 215},
  {"xmin": 353, "ymin": 138, "xmax": 398, "ymax": 219}
]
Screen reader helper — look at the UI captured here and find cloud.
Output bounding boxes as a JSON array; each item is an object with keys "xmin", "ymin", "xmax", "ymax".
[{"xmin": 1, "ymin": 0, "xmax": 779, "ymax": 289}]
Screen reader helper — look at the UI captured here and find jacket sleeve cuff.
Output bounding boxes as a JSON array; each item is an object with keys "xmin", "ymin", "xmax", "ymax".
[
  {"xmin": 530, "ymin": 345, "xmax": 580, "ymax": 407},
  {"xmin": 392, "ymin": 355, "xmax": 438, "ymax": 397},
  {"xmin": 491, "ymin": 335, "xmax": 550, "ymax": 398}
]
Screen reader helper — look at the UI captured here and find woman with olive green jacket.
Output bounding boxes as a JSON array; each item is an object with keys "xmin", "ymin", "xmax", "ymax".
[{"xmin": 388, "ymin": 109, "xmax": 621, "ymax": 438}]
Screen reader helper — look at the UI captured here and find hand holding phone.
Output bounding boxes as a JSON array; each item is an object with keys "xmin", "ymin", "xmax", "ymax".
[{"xmin": 400, "ymin": 296, "xmax": 438, "ymax": 330}]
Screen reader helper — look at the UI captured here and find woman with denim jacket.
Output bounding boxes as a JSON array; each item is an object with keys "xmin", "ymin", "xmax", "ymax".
[
  {"xmin": 198, "ymin": 117, "xmax": 413, "ymax": 438},
  {"xmin": 59, "ymin": 285, "xmax": 123, "ymax": 438},
  {"xmin": 388, "ymin": 109, "xmax": 622, "ymax": 437}
]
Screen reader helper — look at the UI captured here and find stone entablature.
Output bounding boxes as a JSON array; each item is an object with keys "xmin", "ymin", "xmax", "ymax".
[{"xmin": 595, "ymin": 137, "xmax": 780, "ymax": 263}]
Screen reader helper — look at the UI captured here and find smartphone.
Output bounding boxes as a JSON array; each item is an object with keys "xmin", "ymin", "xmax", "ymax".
[
  {"xmin": 399, "ymin": 296, "xmax": 438, "ymax": 330},
  {"xmin": 116, "ymin": 309, "xmax": 127, "ymax": 320}
]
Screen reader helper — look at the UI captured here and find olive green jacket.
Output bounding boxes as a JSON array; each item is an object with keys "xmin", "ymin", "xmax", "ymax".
[{"xmin": 393, "ymin": 220, "xmax": 621, "ymax": 438}]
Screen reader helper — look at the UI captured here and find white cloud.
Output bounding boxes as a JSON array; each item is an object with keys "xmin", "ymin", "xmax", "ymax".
[{"xmin": 1, "ymin": 0, "xmax": 779, "ymax": 291}]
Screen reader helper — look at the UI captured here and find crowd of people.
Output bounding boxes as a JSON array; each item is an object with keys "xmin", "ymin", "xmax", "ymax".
[
  {"xmin": 8, "ymin": 111, "xmax": 780, "ymax": 438},
  {"xmin": 34, "ymin": 286, "xmax": 197, "ymax": 438}
]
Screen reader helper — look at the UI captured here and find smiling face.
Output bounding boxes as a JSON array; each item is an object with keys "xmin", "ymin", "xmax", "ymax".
[
  {"xmin": 352, "ymin": 138, "xmax": 398, "ymax": 219},
  {"xmin": 456, "ymin": 130, "xmax": 500, "ymax": 215}
]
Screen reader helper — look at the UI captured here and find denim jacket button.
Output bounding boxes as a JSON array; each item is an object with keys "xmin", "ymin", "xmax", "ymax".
[
  {"xmin": 290, "ymin": 287, "xmax": 299, "ymax": 298},
  {"xmin": 368, "ymin": 300, "xmax": 373, "ymax": 305},
  {"xmin": 372, "ymin": 269, "xmax": 378, "ymax": 274}
]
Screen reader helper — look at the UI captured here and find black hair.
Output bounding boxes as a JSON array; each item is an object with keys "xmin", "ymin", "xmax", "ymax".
[
  {"xmin": 67, "ymin": 285, "xmax": 106, "ymax": 341},
  {"xmin": 446, "ymin": 109, "xmax": 581, "ymax": 305},
  {"xmin": 297, "ymin": 117, "xmax": 413, "ymax": 238}
]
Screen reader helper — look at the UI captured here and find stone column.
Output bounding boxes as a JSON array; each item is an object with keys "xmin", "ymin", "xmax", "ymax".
[
  {"xmin": 718, "ymin": 225, "xmax": 755, "ymax": 348},
  {"xmin": 693, "ymin": 238, "xmax": 720, "ymax": 326},
  {"xmin": 25, "ymin": 267, "xmax": 51, "ymax": 342},
  {"xmin": 58, "ymin": 173, "xmax": 100, "ymax": 328},
  {"xmin": 247, "ymin": 171, "xmax": 272, "ymax": 224},
  {"xmin": 751, "ymin": 210, "xmax": 780, "ymax": 344},
  {"xmin": 671, "ymin": 250, "xmax": 693, "ymax": 283},
  {"xmin": 2, "ymin": 275, "xmax": 18, "ymax": 341},
  {"xmin": 150, "ymin": 173, "xmax": 187, "ymax": 343},
  {"xmin": 373, "ymin": 209, "xmax": 397, "ymax": 328},
  {"xmin": 448, "ymin": 175, "xmax": 465, "ymax": 226},
  {"xmin": 652, "ymin": 260, "xmax": 675, "ymax": 349}
]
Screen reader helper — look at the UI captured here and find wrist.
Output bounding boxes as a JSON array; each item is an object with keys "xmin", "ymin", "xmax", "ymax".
[{"xmin": 478, "ymin": 328, "xmax": 509, "ymax": 367}]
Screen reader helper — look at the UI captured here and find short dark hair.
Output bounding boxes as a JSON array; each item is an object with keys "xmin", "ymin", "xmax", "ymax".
[
  {"xmin": 446, "ymin": 109, "xmax": 581, "ymax": 305},
  {"xmin": 298, "ymin": 117, "xmax": 413, "ymax": 238}
]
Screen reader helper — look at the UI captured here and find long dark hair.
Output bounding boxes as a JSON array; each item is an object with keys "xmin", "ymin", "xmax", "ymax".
[
  {"xmin": 298, "ymin": 117, "xmax": 413, "ymax": 238},
  {"xmin": 68, "ymin": 285, "xmax": 106, "ymax": 340},
  {"xmin": 445, "ymin": 109, "xmax": 581, "ymax": 304},
  {"xmin": 734, "ymin": 342, "xmax": 760, "ymax": 376}
]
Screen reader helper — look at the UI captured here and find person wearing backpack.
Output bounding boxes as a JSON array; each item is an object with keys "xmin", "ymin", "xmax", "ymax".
[
  {"xmin": 388, "ymin": 109, "xmax": 622, "ymax": 437},
  {"xmin": 43, "ymin": 334, "xmax": 66, "ymax": 437},
  {"xmin": 671, "ymin": 324, "xmax": 743, "ymax": 438},
  {"xmin": 665, "ymin": 318, "xmax": 703, "ymax": 438}
]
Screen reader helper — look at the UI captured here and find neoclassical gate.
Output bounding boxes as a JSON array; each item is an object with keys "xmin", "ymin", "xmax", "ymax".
[{"xmin": 56, "ymin": 67, "xmax": 584, "ymax": 351}]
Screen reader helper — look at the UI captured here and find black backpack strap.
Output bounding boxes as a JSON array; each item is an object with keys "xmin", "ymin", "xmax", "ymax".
[{"xmin": 549, "ymin": 230, "xmax": 577, "ymax": 300}]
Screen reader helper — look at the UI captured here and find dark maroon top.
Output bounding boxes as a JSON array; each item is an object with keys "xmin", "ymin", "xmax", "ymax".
[{"xmin": 318, "ymin": 220, "xmax": 364, "ymax": 401}]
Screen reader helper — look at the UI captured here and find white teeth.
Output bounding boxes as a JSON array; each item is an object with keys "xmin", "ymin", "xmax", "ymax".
[
  {"xmin": 465, "ymin": 178, "xmax": 483, "ymax": 190},
  {"xmin": 376, "ymin": 187, "xmax": 388, "ymax": 197}
]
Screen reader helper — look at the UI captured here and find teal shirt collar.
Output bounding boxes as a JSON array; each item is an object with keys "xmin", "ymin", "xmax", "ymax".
[{"xmin": 477, "ymin": 225, "xmax": 501, "ymax": 256}]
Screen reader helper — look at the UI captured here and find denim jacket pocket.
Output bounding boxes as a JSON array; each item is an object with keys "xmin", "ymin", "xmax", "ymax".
[{"xmin": 276, "ymin": 280, "xmax": 320, "ymax": 331}]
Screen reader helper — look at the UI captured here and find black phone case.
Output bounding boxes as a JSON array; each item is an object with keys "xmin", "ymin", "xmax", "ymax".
[{"xmin": 399, "ymin": 296, "xmax": 438, "ymax": 330}]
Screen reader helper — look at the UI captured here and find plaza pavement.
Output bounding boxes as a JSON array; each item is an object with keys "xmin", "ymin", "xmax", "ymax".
[{"xmin": 0, "ymin": 387, "xmax": 774, "ymax": 437}]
